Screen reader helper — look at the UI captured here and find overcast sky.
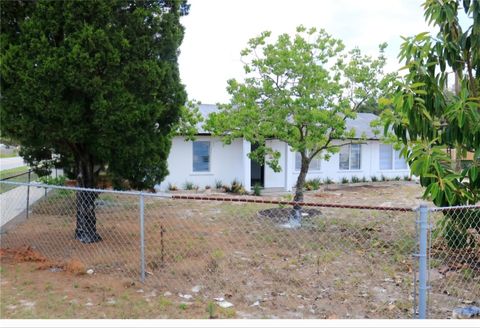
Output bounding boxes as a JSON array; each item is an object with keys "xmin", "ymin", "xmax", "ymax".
[{"xmin": 178, "ymin": 0, "xmax": 436, "ymax": 104}]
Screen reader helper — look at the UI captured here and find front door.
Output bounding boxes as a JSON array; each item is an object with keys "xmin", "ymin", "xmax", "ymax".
[{"xmin": 250, "ymin": 143, "xmax": 264, "ymax": 187}]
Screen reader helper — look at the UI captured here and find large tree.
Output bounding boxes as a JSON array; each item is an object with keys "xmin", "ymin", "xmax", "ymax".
[
  {"xmin": 206, "ymin": 26, "xmax": 392, "ymax": 208},
  {"xmin": 1, "ymin": 0, "xmax": 189, "ymax": 243},
  {"xmin": 380, "ymin": 0, "xmax": 479, "ymax": 247}
]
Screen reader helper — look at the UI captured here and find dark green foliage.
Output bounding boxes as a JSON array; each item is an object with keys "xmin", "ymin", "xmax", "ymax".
[
  {"xmin": 435, "ymin": 209, "xmax": 480, "ymax": 248},
  {"xmin": 351, "ymin": 176, "xmax": 360, "ymax": 183},
  {"xmin": 403, "ymin": 175, "xmax": 411, "ymax": 181},
  {"xmin": 341, "ymin": 177, "xmax": 349, "ymax": 184},
  {"xmin": 225, "ymin": 179, "xmax": 245, "ymax": 194},
  {"xmin": 0, "ymin": 0, "xmax": 189, "ymax": 190},
  {"xmin": 371, "ymin": 176, "xmax": 378, "ymax": 182},
  {"xmin": 183, "ymin": 181, "xmax": 196, "ymax": 190},
  {"xmin": 215, "ymin": 180, "xmax": 223, "ymax": 189},
  {"xmin": 361, "ymin": 176, "xmax": 367, "ymax": 183}
]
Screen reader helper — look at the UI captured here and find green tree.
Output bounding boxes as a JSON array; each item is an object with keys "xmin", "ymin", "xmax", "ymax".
[
  {"xmin": 206, "ymin": 26, "xmax": 392, "ymax": 211},
  {"xmin": 0, "ymin": 0, "xmax": 189, "ymax": 243},
  {"xmin": 380, "ymin": 0, "xmax": 479, "ymax": 247}
]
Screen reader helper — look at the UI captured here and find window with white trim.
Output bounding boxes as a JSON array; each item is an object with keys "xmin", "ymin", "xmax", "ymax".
[
  {"xmin": 339, "ymin": 144, "xmax": 361, "ymax": 170},
  {"xmin": 192, "ymin": 141, "xmax": 210, "ymax": 172},
  {"xmin": 379, "ymin": 144, "xmax": 407, "ymax": 170},
  {"xmin": 295, "ymin": 152, "xmax": 321, "ymax": 171}
]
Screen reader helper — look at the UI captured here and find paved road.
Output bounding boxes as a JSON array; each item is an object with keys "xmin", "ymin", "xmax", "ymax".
[
  {"xmin": 0, "ymin": 184, "xmax": 46, "ymax": 230},
  {"xmin": 0, "ymin": 156, "xmax": 26, "ymax": 171}
]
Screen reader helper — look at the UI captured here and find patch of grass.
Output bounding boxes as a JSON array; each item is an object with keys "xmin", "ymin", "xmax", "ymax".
[
  {"xmin": 0, "ymin": 166, "xmax": 39, "ymax": 194},
  {"xmin": 179, "ymin": 303, "xmax": 188, "ymax": 310},
  {"xmin": 218, "ymin": 307, "xmax": 236, "ymax": 318}
]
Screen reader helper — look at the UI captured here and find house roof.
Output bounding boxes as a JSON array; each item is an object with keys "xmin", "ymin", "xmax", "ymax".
[{"xmin": 197, "ymin": 104, "xmax": 380, "ymax": 139}]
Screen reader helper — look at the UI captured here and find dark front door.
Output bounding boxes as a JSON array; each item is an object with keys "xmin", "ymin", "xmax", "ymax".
[{"xmin": 250, "ymin": 143, "xmax": 264, "ymax": 187}]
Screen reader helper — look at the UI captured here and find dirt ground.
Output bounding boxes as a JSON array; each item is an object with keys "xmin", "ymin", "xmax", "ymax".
[{"xmin": 0, "ymin": 181, "xmax": 476, "ymax": 319}]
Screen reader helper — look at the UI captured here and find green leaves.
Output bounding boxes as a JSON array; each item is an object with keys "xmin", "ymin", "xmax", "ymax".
[{"xmin": 381, "ymin": 0, "xmax": 480, "ymax": 206}]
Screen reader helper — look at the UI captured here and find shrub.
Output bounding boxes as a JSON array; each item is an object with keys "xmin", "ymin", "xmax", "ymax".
[
  {"xmin": 351, "ymin": 176, "xmax": 360, "ymax": 183},
  {"xmin": 324, "ymin": 177, "xmax": 333, "ymax": 184},
  {"xmin": 205, "ymin": 185, "xmax": 211, "ymax": 190},
  {"xmin": 225, "ymin": 179, "xmax": 245, "ymax": 194},
  {"xmin": 381, "ymin": 174, "xmax": 387, "ymax": 181},
  {"xmin": 371, "ymin": 176, "xmax": 378, "ymax": 182},
  {"xmin": 39, "ymin": 175, "xmax": 66, "ymax": 186},
  {"xmin": 394, "ymin": 176, "xmax": 401, "ymax": 181},
  {"xmin": 215, "ymin": 180, "xmax": 223, "ymax": 189},
  {"xmin": 309, "ymin": 178, "xmax": 322, "ymax": 190},
  {"xmin": 361, "ymin": 176, "xmax": 367, "ymax": 183},
  {"xmin": 403, "ymin": 175, "xmax": 411, "ymax": 181},
  {"xmin": 183, "ymin": 181, "xmax": 196, "ymax": 190},
  {"xmin": 252, "ymin": 183, "xmax": 262, "ymax": 196},
  {"xmin": 167, "ymin": 183, "xmax": 178, "ymax": 191},
  {"xmin": 341, "ymin": 177, "xmax": 349, "ymax": 184}
]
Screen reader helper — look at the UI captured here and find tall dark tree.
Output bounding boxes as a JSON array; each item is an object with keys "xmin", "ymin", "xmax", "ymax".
[{"xmin": 1, "ymin": 0, "xmax": 189, "ymax": 243}]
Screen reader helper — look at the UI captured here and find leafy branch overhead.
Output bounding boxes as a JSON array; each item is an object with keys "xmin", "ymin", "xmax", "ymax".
[
  {"xmin": 380, "ymin": 0, "xmax": 479, "ymax": 207},
  {"xmin": 205, "ymin": 25, "xmax": 393, "ymax": 202}
]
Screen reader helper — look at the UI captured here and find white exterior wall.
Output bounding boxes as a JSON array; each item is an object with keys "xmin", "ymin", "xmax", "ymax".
[
  {"xmin": 156, "ymin": 136, "xmax": 246, "ymax": 191},
  {"xmin": 263, "ymin": 140, "xmax": 410, "ymax": 191},
  {"xmin": 157, "ymin": 137, "xmax": 411, "ymax": 192}
]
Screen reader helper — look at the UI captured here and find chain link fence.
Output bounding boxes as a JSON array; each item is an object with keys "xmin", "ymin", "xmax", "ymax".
[{"xmin": 0, "ymin": 180, "xmax": 478, "ymax": 319}]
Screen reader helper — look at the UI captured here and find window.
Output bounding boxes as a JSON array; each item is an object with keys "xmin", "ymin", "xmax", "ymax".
[
  {"xmin": 379, "ymin": 144, "xmax": 408, "ymax": 170},
  {"xmin": 339, "ymin": 144, "xmax": 361, "ymax": 170},
  {"xmin": 192, "ymin": 141, "xmax": 210, "ymax": 172},
  {"xmin": 295, "ymin": 152, "xmax": 321, "ymax": 171}
]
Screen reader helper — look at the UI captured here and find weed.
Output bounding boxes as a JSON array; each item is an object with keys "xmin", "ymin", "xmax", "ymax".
[
  {"xmin": 206, "ymin": 302, "xmax": 217, "ymax": 319},
  {"xmin": 219, "ymin": 307, "xmax": 236, "ymax": 318},
  {"xmin": 167, "ymin": 183, "xmax": 178, "ymax": 191},
  {"xmin": 371, "ymin": 176, "xmax": 378, "ymax": 182},
  {"xmin": 341, "ymin": 177, "xmax": 349, "ymax": 184},
  {"xmin": 157, "ymin": 297, "xmax": 172, "ymax": 310},
  {"xmin": 252, "ymin": 183, "xmax": 262, "ymax": 196},
  {"xmin": 211, "ymin": 249, "xmax": 224, "ymax": 260},
  {"xmin": 324, "ymin": 177, "xmax": 333, "ymax": 184},
  {"xmin": 44, "ymin": 282, "xmax": 53, "ymax": 292},
  {"xmin": 179, "ymin": 303, "xmax": 188, "ymax": 310},
  {"xmin": 351, "ymin": 176, "xmax": 360, "ymax": 183},
  {"xmin": 183, "ymin": 181, "xmax": 196, "ymax": 190},
  {"xmin": 394, "ymin": 176, "xmax": 401, "ymax": 181}
]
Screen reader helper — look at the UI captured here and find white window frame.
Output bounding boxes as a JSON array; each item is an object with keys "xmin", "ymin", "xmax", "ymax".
[
  {"xmin": 339, "ymin": 144, "xmax": 361, "ymax": 171},
  {"xmin": 295, "ymin": 151, "xmax": 321, "ymax": 172},
  {"xmin": 379, "ymin": 144, "xmax": 408, "ymax": 170},
  {"xmin": 192, "ymin": 141, "xmax": 211, "ymax": 173}
]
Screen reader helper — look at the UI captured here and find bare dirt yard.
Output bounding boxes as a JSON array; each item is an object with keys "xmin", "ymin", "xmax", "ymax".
[{"xmin": 0, "ymin": 181, "xmax": 476, "ymax": 319}]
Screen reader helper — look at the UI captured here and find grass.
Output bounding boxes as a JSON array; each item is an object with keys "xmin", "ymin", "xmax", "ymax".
[
  {"xmin": 0, "ymin": 151, "xmax": 18, "ymax": 158},
  {"xmin": 0, "ymin": 166, "xmax": 38, "ymax": 194}
]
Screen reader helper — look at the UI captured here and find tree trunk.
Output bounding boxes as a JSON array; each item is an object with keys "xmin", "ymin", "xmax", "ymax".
[
  {"xmin": 74, "ymin": 158, "xmax": 102, "ymax": 243},
  {"xmin": 290, "ymin": 153, "xmax": 309, "ymax": 226}
]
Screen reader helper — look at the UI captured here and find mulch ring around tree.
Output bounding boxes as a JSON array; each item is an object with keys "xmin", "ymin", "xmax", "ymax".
[{"xmin": 256, "ymin": 207, "xmax": 322, "ymax": 225}]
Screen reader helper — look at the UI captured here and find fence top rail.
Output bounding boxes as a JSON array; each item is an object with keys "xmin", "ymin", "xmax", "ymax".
[
  {"xmin": 430, "ymin": 204, "xmax": 480, "ymax": 212},
  {"xmin": 0, "ymin": 170, "xmax": 31, "ymax": 181},
  {"xmin": 0, "ymin": 180, "xmax": 172, "ymax": 199},
  {"xmin": 171, "ymin": 194, "xmax": 416, "ymax": 212}
]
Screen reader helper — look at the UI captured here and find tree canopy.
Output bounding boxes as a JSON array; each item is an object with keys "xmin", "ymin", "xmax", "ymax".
[
  {"xmin": 1, "ymin": 0, "xmax": 189, "ymax": 190},
  {"xmin": 380, "ymin": 0, "xmax": 479, "ymax": 207},
  {"xmin": 206, "ymin": 26, "xmax": 393, "ymax": 203}
]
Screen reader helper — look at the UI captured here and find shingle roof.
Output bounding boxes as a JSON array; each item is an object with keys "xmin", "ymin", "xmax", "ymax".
[{"xmin": 197, "ymin": 104, "xmax": 380, "ymax": 139}]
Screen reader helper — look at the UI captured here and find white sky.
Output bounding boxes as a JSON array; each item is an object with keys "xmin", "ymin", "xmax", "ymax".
[{"xmin": 178, "ymin": 0, "xmax": 437, "ymax": 104}]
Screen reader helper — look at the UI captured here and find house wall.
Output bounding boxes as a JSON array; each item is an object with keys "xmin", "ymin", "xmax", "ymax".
[
  {"xmin": 156, "ymin": 137, "xmax": 411, "ymax": 192},
  {"xmin": 266, "ymin": 140, "xmax": 411, "ymax": 191},
  {"xmin": 156, "ymin": 136, "xmax": 245, "ymax": 191}
]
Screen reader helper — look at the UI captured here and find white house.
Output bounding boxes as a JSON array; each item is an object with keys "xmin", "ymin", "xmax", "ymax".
[{"xmin": 156, "ymin": 104, "xmax": 410, "ymax": 192}]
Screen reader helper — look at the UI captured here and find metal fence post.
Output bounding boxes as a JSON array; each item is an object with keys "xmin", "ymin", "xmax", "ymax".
[
  {"xmin": 26, "ymin": 170, "xmax": 31, "ymax": 220},
  {"xmin": 139, "ymin": 192, "xmax": 146, "ymax": 283},
  {"xmin": 418, "ymin": 205, "xmax": 429, "ymax": 319}
]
